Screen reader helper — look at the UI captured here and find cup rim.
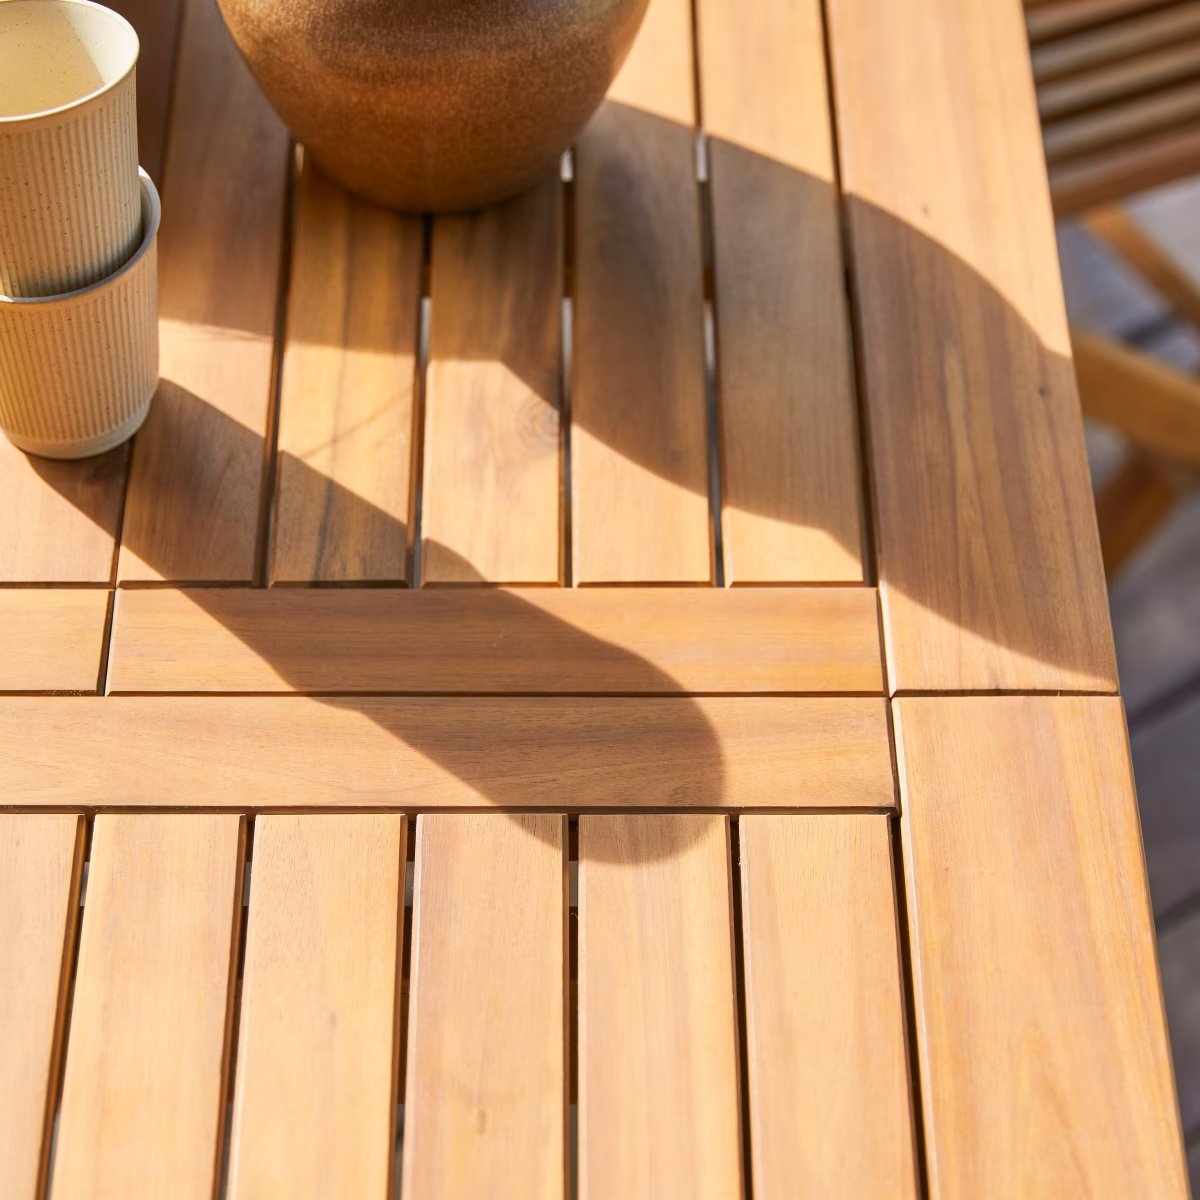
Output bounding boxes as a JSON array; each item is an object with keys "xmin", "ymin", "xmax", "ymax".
[
  {"xmin": 0, "ymin": 0, "xmax": 140, "ymax": 127},
  {"xmin": 0, "ymin": 168, "xmax": 160, "ymax": 307}
]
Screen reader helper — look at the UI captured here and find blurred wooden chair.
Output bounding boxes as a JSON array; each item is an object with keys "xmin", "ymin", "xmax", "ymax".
[{"xmin": 1026, "ymin": 0, "xmax": 1200, "ymax": 574}]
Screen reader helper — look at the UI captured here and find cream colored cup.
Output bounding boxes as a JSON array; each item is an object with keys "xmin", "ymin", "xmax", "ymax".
[
  {"xmin": 0, "ymin": 0, "xmax": 141, "ymax": 297},
  {"xmin": 0, "ymin": 169, "xmax": 159, "ymax": 459}
]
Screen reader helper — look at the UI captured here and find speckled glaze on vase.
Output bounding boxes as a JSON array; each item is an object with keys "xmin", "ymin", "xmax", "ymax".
[{"xmin": 215, "ymin": 0, "xmax": 649, "ymax": 212}]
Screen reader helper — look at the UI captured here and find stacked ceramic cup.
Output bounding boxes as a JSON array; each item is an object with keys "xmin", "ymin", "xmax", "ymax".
[{"xmin": 0, "ymin": 0, "xmax": 160, "ymax": 459}]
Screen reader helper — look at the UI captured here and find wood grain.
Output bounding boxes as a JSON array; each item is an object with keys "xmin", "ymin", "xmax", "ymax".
[
  {"xmin": 0, "ymin": 696, "xmax": 894, "ymax": 811},
  {"xmin": 423, "ymin": 174, "xmax": 562, "ymax": 584},
  {"xmin": 401, "ymin": 815, "xmax": 565, "ymax": 1199},
  {"xmin": 0, "ymin": 440, "xmax": 126, "ymax": 583},
  {"xmin": 0, "ymin": 815, "xmax": 83, "ymax": 1200},
  {"xmin": 739, "ymin": 816, "xmax": 916, "ymax": 1198},
  {"xmin": 697, "ymin": 0, "xmax": 865, "ymax": 583},
  {"xmin": 271, "ymin": 153, "xmax": 422, "ymax": 583},
  {"xmin": 572, "ymin": 0, "xmax": 710, "ymax": 583},
  {"xmin": 118, "ymin": 0, "xmax": 289, "ymax": 582},
  {"xmin": 826, "ymin": 0, "xmax": 1118, "ymax": 692},
  {"xmin": 578, "ymin": 815, "xmax": 742, "ymax": 1200},
  {"xmin": 52, "ymin": 815, "xmax": 243, "ymax": 1200},
  {"xmin": 108, "ymin": 586, "xmax": 884, "ymax": 694},
  {"xmin": 0, "ymin": 590, "xmax": 109, "ymax": 693},
  {"xmin": 227, "ymin": 815, "xmax": 405, "ymax": 1200},
  {"xmin": 895, "ymin": 697, "xmax": 1188, "ymax": 1198}
]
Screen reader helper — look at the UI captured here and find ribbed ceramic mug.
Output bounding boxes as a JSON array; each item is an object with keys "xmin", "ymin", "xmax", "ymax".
[
  {"xmin": 0, "ymin": 169, "xmax": 159, "ymax": 459},
  {"xmin": 0, "ymin": 0, "xmax": 141, "ymax": 298}
]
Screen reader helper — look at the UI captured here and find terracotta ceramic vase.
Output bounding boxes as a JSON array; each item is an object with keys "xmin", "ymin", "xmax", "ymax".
[{"xmin": 216, "ymin": 0, "xmax": 649, "ymax": 211}]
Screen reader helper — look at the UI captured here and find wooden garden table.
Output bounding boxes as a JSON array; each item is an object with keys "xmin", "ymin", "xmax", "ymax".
[{"xmin": 0, "ymin": 0, "xmax": 1190, "ymax": 1196}]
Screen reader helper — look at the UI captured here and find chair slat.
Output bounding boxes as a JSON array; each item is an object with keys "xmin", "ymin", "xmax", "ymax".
[
  {"xmin": 1043, "ymin": 78, "xmax": 1200, "ymax": 162},
  {"xmin": 739, "ymin": 816, "xmax": 917, "ymax": 1199},
  {"xmin": 117, "ymin": 0, "xmax": 289, "ymax": 582},
  {"xmin": 895, "ymin": 697, "xmax": 1187, "ymax": 1197},
  {"xmin": 52, "ymin": 815, "xmax": 243, "ymax": 1200},
  {"xmin": 422, "ymin": 175, "xmax": 563, "ymax": 584},
  {"xmin": 401, "ymin": 815, "xmax": 566, "ymax": 1199},
  {"xmin": 697, "ymin": 0, "xmax": 865, "ymax": 583},
  {"xmin": 572, "ymin": 0, "xmax": 711, "ymax": 583},
  {"xmin": 228, "ymin": 815, "xmax": 405, "ymax": 1200},
  {"xmin": 271, "ymin": 154, "xmax": 422, "ymax": 583},
  {"xmin": 0, "ymin": 816, "xmax": 84, "ymax": 1200},
  {"xmin": 578, "ymin": 815, "xmax": 742, "ymax": 1200},
  {"xmin": 1027, "ymin": 0, "xmax": 1181, "ymax": 46},
  {"xmin": 825, "ymin": 0, "xmax": 1117, "ymax": 692}
]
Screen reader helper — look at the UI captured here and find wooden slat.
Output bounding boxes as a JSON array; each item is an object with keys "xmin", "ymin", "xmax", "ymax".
[
  {"xmin": 0, "ymin": 696, "xmax": 894, "ymax": 810},
  {"xmin": 1072, "ymin": 327, "xmax": 1200, "ymax": 467},
  {"xmin": 739, "ymin": 816, "xmax": 917, "ymax": 1198},
  {"xmin": 1032, "ymin": 3, "xmax": 1200, "ymax": 82},
  {"xmin": 422, "ymin": 174, "xmax": 563, "ymax": 584},
  {"xmin": 0, "ymin": 441, "xmax": 126, "ymax": 583},
  {"xmin": 0, "ymin": 816, "xmax": 83, "ymax": 1200},
  {"xmin": 52, "ymin": 815, "xmax": 243, "ymax": 1200},
  {"xmin": 401, "ymin": 815, "xmax": 565, "ymax": 1199},
  {"xmin": 1043, "ymin": 79, "xmax": 1200, "ymax": 163},
  {"xmin": 1027, "ymin": 0, "xmax": 1186, "ymax": 45},
  {"xmin": 118, "ymin": 0, "xmax": 288, "ymax": 582},
  {"xmin": 1094, "ymin": 449, "xmax": 1182, "ymax": 576},
  {"xmin": 1049, "ymin": 120, "xmax": 1200, "ymax": 212},
  {"xmin": 578, "ymin": 815, "xmax": 742, "ymax": 1200},
  {"xmin": 826, "ymin": 0, "xmax": 1118, "ymax": 693},
  {"xmin": 271, "ymin": 154, "xmax": 422, "ymax": 583},
  {"xmin": 572, "ymin": 0, "xmax": 710, "ymax": 583},
  {"xmin": 107, "ymin": 0, "xmax": 184, "ymax": 182},
  {"xmin": 227, "ymin": 815, "xmax": 404, "ymax": 1199},
  {"xmin": 697, "ymin": 0, "xmax": 865, "ymax": 583},
  {"xmin": 0, "ymin": 591, "xmax": 109, "ymax": 693},
  {"xmin": 895, "ymin": 697, "xmax": 1188, "ymax": 1197},
  {"xmin": 108, "ymin": 586, "xmax": 884, "ymax": 694}
]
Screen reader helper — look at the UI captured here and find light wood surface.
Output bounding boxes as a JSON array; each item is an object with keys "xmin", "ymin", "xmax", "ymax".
[
  {"xmin": 423, "ymin": 174, "xmax": 563, "ymax": 584},
  {"xmin": 402, "ymin": 815, "xmax": 565, "ymax": 1199},
  {"xmin": 739, "ymin": 816, "xmax": 916, "ymax": 1198},
  {"xmin": 572, "ymin": 0, "xmax": 710, "ymax": 583},
  {"xmin": 0, "ymin": 696, "xmax": 894, "ymax": 810},
  {"xmin": 272, "ymin": 152, "xmax": 422, "ymax": 583},
  {"xmin": 118, "ymin": 0, "xmax": 289, "ymax": 582},
  {"xmin": 578, "ymin": 815, "xmax": 742, "ymax": 1200},
  {"xmin": 0, "ymin": 440, "xmax": 126, "ymax": 583},
  {"xmin": 1072, "ymin": 326, "xmax": 1200, "ymax": 469},
  {"xmin": 697, "ymin": 0, "xmax": 864, "ymax": 583},
  {"xmin": 895, "ymin": 697, "xmax": 1187, "ymax": 1197},
  {"xmin": 227, "ymin": 815, "xmax": 405, "ymax": 1200},
  {"xmin": 52, "ymin": 815, "xmax": 244, "ymax": 1200},
  {"xmin": 0, "ymin": 590, "xmax": 109, "ymax": 693},
  {"xmin": 108, "ymin": 586, "xmax": 884, "ymax": 694},
  {"xmin": 0, "ymin": 816, "xmax": 83, "ymax": 1200},
  {"xmin": 826, "ymin": 0, "xmax": 1117, "ymax": 692}
]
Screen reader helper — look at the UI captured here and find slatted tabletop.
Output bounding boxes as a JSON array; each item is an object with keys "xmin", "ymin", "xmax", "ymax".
[{"xmin": 0, "ymin": 0, "xmax": 1189, "ymax": 1197}]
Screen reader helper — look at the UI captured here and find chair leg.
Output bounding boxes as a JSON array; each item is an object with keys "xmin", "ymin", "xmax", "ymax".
[{"xmin": 1093, "ymin": 449, "xmax": 1181, "ymax": 578}]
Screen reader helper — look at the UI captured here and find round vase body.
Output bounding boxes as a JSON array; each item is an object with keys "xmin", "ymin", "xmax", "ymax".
[{"xmin": 216, "ymin": 0, "xmax": 650, "ymax": 211}]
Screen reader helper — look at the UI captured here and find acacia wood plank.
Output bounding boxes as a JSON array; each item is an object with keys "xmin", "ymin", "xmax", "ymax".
[
  {"xmin": 578, "ymin": 815, "xmax": 742, "ymax": 1200},
  {"xmin": 0, "ymin": 815, "xmax": 84, "ymax": 1200},
  {"xmin": 697, "ymin": 0, "xmax": 865, "ymax": 583},
  {"xmin": 0, "ymin": 696, "xmax": 894, "ymax": 810},
  {"xmin": 572, "ymin": 0, "xmax": 710, "ymax": 583},
  {"xmin": 52, "ymin": 814, "xmax": 244, "ymax": 1200},
  {"xmin": 826, "ymin": 0, "xmax": 1117, "ymax": 692},
  {"xmin": 272, "ymin": 154, "xmax": 422, "ymax": 583},
  {"xmin": 401, "ymin": 815, "xmax": 565, "ymax": 1200},
  {"xmin": 0, "ymin": 590, "xmax": 109, "ymax": 693},
  {"xmin": 108, "ymin": 586, "xmax": 884, "ymax": 694},
  {"xmin": 739, "ymin": 816, "xmax": 916, "ymax": 1198},
  {"xmin": 227, "ymin": 815, "xmax": 405, "ymax": 1200},
  {"xmin": 423, "ymin": 174, "xmax": 562, "ymax": 584},
  {"xmin": 895, "ymin": 697, "xmax": 1187, "ymax": 1198},
  {"xmin": 118, "ymin": 0, "xmax": 289, "ymax": 582},
  {"xmin": 0, "ymin": 440, "xmax": 126, "ymax": 583}
]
